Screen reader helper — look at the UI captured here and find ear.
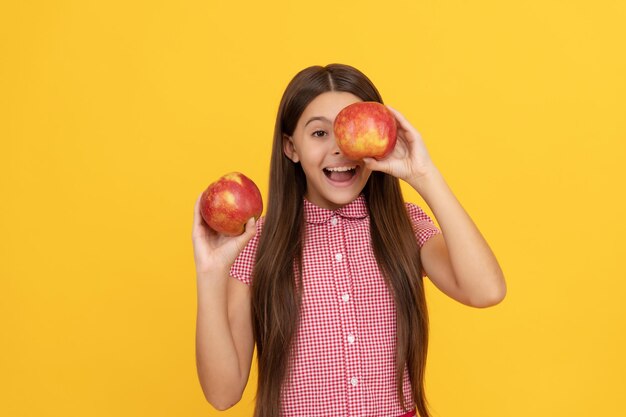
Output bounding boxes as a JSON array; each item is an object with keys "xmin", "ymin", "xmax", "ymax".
[{"xmin": 282, "ymin": 134, "xmax": 300, "ymax": 163}]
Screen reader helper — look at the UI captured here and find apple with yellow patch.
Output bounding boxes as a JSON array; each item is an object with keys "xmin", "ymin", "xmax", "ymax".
[
  {"xmin": 200, "ymin": 172, "xmax": 263, "ymax": 236},
  {"xmin": 333, "ymin": 101, "xmax": 397, "ymax": 160}
]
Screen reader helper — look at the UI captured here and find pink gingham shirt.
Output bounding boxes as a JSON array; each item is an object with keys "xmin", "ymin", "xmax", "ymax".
[{"xmin": 230, "ymin": 194, "xmax": 441, "ymax": 417}]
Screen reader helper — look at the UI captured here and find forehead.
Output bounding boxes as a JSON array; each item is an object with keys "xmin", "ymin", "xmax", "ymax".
[{"xmin": 299, "ymin": 91, "xmax": 363, "ymax": 124}]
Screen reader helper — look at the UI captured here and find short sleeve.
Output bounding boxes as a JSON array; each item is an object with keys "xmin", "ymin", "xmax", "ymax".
[
  {"xmin": 405, "ymin": 202, "xmax": 441, "ymax": 249},
  {"xmin": 229, "ymin": 216, "xmax": 265, "ymax": 286}
]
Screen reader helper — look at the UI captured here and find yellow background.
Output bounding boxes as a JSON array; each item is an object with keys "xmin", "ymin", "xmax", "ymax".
[{"xmin": 2, "ymin": 0, "xmax": 625, "ymax": 416}]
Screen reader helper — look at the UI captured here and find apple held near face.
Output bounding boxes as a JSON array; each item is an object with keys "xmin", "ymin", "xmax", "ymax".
[
  {"xmin": 333, "ymin": 101, "xmax": 397, "ymax": 160},
  {"xmin": 200, "ymin": 172, "xmax": 263, "ymax": 236}
]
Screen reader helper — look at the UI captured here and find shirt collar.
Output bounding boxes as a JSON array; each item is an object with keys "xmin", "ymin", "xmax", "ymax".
[{"xmin": 303, "ymin": 194, "xmax": 368, "ymax": 224}]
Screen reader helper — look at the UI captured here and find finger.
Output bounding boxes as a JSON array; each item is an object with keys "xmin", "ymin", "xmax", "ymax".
[
  {"xmin": 386, "ymin": 105, "xmax": 420, "ymax": 141},
  {"xmin": 193, "ymin": 192, "xmax": 204, "ymax": 228},
  {"xmin": 245, "ymin": 216, "xmax": 256, "ymax": 232},
  {"xmin": 363, "ymin": 157, "xmax": 388, "ymax": 173},
  {"xmin": 386, "ymin": 105, "xmax": 407, "ymax": 125},
  {"xmin": 193, "ymin": 192, "xmax": 215, "ymax": 237},
  {"xmin": 236, "ymin": 217, "xmax": 257, "ymax": 246}
]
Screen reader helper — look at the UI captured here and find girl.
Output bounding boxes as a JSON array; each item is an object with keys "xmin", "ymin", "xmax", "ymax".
[{"xmin": 192, "ymin": 64, "xmax": 506, "ymax": 417}]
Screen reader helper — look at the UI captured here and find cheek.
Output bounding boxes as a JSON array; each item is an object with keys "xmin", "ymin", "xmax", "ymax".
[
  {"xmin": 361, "ymin": 166, "xmax": 373, "ymax": 181},
  {"xmin": 301, "ymin": 159, "xmax": 322, "ymax": 176},
  {"xmin": 299, "ymin": 144, "xmax": 325, "ymax": 166}
]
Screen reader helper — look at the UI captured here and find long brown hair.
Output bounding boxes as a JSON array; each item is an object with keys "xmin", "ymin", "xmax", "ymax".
[{"xmin": 251, "ymin": 64, "xmax": 431, "ymax": 417}]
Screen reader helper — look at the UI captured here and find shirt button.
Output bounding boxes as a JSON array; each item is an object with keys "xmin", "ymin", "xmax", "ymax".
[
  {"xmin": 331, "ymin": 217, "xmax": 338, "ymax": 226},
  {"xmin": 347, "ymin": 334, "xmax": 355, "ymax": 344},
  {"xmin": 335, "ymin": 253, "xmax": 343, "ymax": 262},
  {"xmin": 341, "ymin": 293, "xmax": 350, "ymax": 302},
  {"xmin": 350, "ymin": 377, "xmax": 358, "ymax": 386}
]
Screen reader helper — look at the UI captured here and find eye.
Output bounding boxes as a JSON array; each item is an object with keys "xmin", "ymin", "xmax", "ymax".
[{"xmin": 312, "ymin": 130, "xmax": 327, "ymax": 138}]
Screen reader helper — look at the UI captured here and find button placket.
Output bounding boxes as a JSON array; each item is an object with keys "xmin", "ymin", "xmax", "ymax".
[{"xmin": 328, "ymin": 215, "xmax": 361, "ymax": 416}]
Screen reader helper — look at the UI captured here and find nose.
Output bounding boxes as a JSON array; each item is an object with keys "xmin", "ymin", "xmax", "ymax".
[{"xmin": 330, "ymin": 133, "xmax": 342, "ymax": 155}]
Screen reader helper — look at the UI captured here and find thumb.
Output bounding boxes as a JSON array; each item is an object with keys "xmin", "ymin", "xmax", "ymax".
[
  {"xmin": 363, "ymin": 157, "xmax": 385, "ymax": 173},
  {"xmin": 230, "ymin": 217, "xmax": 257, "ymax": 257},
  {"xmin": 237, "ymin": 217, "xmax": 257, "ymax": 245}
]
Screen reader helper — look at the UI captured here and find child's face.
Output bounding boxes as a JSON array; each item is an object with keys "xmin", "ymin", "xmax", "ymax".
[{"xmin": 284, "ymin": 91, "xmax": 373, "ymax": 210}]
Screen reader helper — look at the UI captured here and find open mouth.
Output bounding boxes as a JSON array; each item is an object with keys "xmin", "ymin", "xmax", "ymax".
[{"xmin": 323, "ymin": 165, "xmax": 358, "ymax": 183}]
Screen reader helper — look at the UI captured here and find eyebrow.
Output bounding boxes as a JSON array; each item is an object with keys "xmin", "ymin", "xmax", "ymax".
[{"xmin": 304, "ymin": 116, "xmax": 332, "ymax": 127}]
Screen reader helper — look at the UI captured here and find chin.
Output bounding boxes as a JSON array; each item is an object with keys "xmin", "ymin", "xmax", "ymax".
[
  {"xmin": 312, "ymin": 182, "xmax": 368, "ymax": 210},
  {"xmin": 329, "ymin": 193, "xmax": 362, "ymax": 207}
]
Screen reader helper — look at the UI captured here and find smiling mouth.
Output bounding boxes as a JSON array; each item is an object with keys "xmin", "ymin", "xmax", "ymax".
[{"xmin": 323, "ymin": 166, "xmax": 358, "ymax": 182}]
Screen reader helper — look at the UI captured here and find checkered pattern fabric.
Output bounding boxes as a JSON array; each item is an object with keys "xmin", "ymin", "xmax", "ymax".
[{"xmin": 230, "ymin": 194, "xmax": 441, "ymax": 417}]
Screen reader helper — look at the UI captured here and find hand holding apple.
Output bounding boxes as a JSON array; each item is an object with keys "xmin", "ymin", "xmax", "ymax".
[
  {"xmin": 200, "ymin": 172, "xmax": 263, "ymax": 236},
  {"xmin": 358, "ymin": 105, "xmax": 438, "ymax": 186},
  {"xmin": 333, "ymin": 101, "xmax": 397, "ymax": 160},
  {"xmin": 192, "ymin": 172, "xmax": 263, "ymax": 276}
]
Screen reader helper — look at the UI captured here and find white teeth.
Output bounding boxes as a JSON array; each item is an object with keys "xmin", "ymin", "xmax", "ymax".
[{"xmin": 325, "ymin": 166, "xmax": 356, "ymax": 172}]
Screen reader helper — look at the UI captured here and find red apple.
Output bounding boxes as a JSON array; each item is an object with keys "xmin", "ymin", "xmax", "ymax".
[
  {"xmin": 200, "ymin": 172, "xmax": 263, "ymax": 236},
  {"xmin": 333, "ymin": 101, "xmax": 397, "ymax": 160}
]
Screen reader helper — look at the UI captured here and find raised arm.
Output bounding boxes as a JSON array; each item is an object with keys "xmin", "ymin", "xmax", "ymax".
[
  {"xmin": 363, "ymin": 106, "xmax": 506, "ymax": 308},
  {"xmin": 192, "ymin": 193, "xmax": 256, "ymax": 409},
  {"xmin": 411, "ymin": 169, "xmax": 506, "ymax": 307}
]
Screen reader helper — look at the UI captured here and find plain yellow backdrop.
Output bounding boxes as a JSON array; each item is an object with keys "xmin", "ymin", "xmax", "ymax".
[{"xmin": 2, "ymin": 0, "xmax": 625, "ymax": 416}]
